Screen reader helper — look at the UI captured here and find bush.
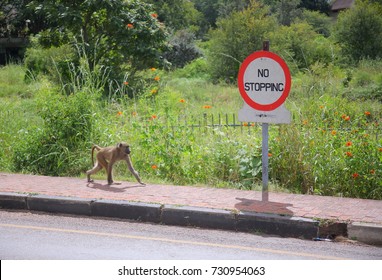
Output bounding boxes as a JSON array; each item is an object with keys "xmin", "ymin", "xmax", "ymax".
[
  {"xmin": 172, "ymin": 58, "xmax": 210, "ymax": 79},
  {"xmin": 163, "ymin": 30, "xmax": 202, "ymax": 69},
  {"xmin": 269, "ymin": 22, "xmax": 338, "ymax": 72},
  {"xmin": 12, "ymin": 89, "xmax": 97, "ymax": 176},
  {"xmin": 346, "ymin": 59, "xmax": 382, "ymax": 101},
  {"xmin": 24, "ymin": 37, "xmax": 74, "ymax": 84},
  {"xmin": 333, "ymin": 0, "xmax": 382, "ymax": 63}
]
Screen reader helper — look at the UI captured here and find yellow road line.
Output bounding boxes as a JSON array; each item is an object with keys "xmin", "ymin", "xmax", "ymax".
[{"xmin": 0, "ymin": 223, "xmax": 346, "ymax": 260}]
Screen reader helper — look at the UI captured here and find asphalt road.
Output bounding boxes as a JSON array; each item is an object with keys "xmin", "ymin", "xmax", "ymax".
[{"xmin": 0, "ymin": 210, "xmax": 381, "ymax": 260}]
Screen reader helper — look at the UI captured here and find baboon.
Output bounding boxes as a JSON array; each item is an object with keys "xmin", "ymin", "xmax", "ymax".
[{"xmin": 86, "ymin": 142, "xmax": 145, "ymax": 185}]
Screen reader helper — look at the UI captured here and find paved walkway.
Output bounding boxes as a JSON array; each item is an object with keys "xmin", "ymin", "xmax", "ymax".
[{"xmin": 1, "ymin": 172, "xmax": 381, "ymax": 225}]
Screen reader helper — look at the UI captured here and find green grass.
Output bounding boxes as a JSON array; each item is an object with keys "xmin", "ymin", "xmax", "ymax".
[{"xmin": 0, "ymin": 64, "xmax": 38, "ymax": 98}]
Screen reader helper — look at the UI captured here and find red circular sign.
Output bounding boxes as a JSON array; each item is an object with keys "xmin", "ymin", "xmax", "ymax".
[{"xmin": 238, "ymin": 51, "xmax": 291, "ymax": 111}]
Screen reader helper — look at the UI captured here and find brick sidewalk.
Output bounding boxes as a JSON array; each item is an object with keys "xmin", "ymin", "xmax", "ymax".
[{"xmin": 1, "ymin": 172, "xmax": 381, "ymax": 224}]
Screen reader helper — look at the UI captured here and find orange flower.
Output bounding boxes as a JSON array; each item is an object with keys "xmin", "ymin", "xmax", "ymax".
[
  {"xmin": 151, "ymin": 115, "xmax": 157, "ymax": 120},
  {"xmin": 365, "ymin": 111, "xmax": 371, "ymax": 116},
  {"xmin": 151, "ymin": 67, "xmax": 157, "ymax": 71},
  {"xmin": 203, "ymin": 105, "xmax": 212, "ymax": 109},
  {"xmin": 352, "ymin": 173, "xmax": 359, "ymax": 179},
  {"xmin": 346, "ymin": 151, "xmax": 353, "ymax": 157},
  {"xmin": 243, "ymin": 122, "xmax": 248, "ymax": 127},
  {"xmin": 379, "ymin": 147, "xmax": 382, "ymax": 152},
  {"xmin": 123, "ymin": 81, "xmax": 129, "ymax": 85},
  {"xmin": 117, "ymin": 111, "xmax": 123, "ymax": 116},
  {"xmin": 331, "ymin": 130, "xmax": 337, "ymax": 136},
  {"xmin": 345, "ymin": 141, "xmax": 352, "ymax": 147},
  {"xmin": 132, "ymin": 112, "xmax": 137, "ymax": 117},
  {"xmin": 268, "ymin": 153, "xmax": 272, "ymax": 157},
  {"xmin": 154, "ymin": 76, "xmax": 160, "ymax": 81},
  {"xmin": 151, "ymin": 165, "xmax": 158, "ymax": 169},
  {"xmin": 151, "ymin": 89, "xmax": 158, "ymax": 95},
  {"xmin": 302, "ymin": 120, "xmax": 308, "ymax": 125},
  {"xmin": 127, "ymin": 23, "xmax": 134, "ymax": 29},
  {"xmin": 370, "ymin": 169, "xmax": 375, "ymax": 175},
  {"xmin": 179, "ymin": 99, "xmax": 185, "ymax": 103},
  {"xmin": 344, "ymin": 116, "xmax": 350, "ymax": 121},
  {"xmin": 151, "ymin": 13, "xmax": 158, "ymax": 18}
]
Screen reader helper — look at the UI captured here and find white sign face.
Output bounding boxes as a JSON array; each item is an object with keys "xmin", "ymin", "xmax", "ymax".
[
  {"xmin": 238, "ymin": 51, "xmax": 292, "ymax": 124},
  {"xmin": 243, "ymin": 57, "xmax": 286, "ymax": 106}
]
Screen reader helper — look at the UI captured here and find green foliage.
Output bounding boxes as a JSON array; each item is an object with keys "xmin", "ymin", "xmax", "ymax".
[
  {"xmin": 273, "ymin": 0, "xmax": 303, "ymax": 26},
  {"xmin": 146, "ymin": 0, "xmax": 202, "ymax": 32},
  {"xmin": 171, "ymin": 58, "xmax": 210, "ymax": 80},
  {"xmin": 0, "ymin": 64, "xmax": 35, "ymax": 97},
  {"xmin": 0, "ymin": 97, "xmax": 42, "ymax": 171},
  {"xmin": 298, "ymin": 9, "xmax": 332, "ymax": 36},
  {"xmin": 333, "ymin": 0, "xmax": 382, "ymax": 63},
  {"xmin": 24, "ymin": 38, "xmax": 74, "ymax": 84},
  {"xmin": 269, "ymin": 22, "xmax": 338, "ymax": 72},
  {"xmin": 208, "ymin": 0, "xmax": 277, "ymax": 82},
  {"xmin": 191, "ymin": 0, "xmax": 249, "ymax": 38},
  {"xmin": 163, "ymin": 30, "xmax": 202, "ymax": 69},
  {"xmin": 27, "ymin": 0, "xmax": 168, "ymax": 78},
  {"xmin": 0, "ymin": 0, "xmax": 30, "ymax": 37},
  {"xmin": 346, "ymin": 59, "xmax": 382, "ymax": 101},
  {"xmin": 12, "ymin": 89, "xmax": 98, "ymax": 176}
]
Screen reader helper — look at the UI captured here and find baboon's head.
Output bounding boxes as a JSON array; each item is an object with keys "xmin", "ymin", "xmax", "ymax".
[{"xmin": 117, "ymin": 142, "xmax": 131, "ymax": 155}]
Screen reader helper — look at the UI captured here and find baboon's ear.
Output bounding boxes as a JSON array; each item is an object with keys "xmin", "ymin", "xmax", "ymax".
[{"xmin": 117, "ymin": 143, "xmax": 123, "ymax": 149}]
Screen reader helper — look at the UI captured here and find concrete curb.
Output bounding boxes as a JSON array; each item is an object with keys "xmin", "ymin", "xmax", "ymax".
[
  {"xmin": 348, "ymin": 222, "xmax": 382, "ymax": 246},
  {"xmin": 91, "ymin": 200, "xmax": 162, "ymax": 223},
  {"xmin": 1, "ymin": 192, "xmax": 381, "ymax": 245},
  {"xmin": 0, "ymin": 192, "xmax": 28, "ymax": 209},
  {"xmin": 236, "ymin": 211, "xmax": 318, "ymax": 239},
  {"xmin": 161, "ymin": 205, "xmax": 237, "ymax": 231},
  {"xmin": 27, "ymin": 194, "xmax": 93, "ymax": 216}
]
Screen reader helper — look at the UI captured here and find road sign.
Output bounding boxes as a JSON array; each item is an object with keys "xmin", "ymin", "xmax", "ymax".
[{"xmin": 238, "ymin": 51, "xmax": 291, "ymax": 124}]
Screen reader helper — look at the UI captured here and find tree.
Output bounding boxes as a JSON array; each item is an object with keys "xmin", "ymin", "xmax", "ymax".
[
  {"xmin": 269, "ymin": 22, "xmax": 337, "ymax": 71},
  {"xmin": 192, "ymin": 0, "xmax": 249, "ymax": 39},
  {"xmin": 274, "ymin": 0, "xmax": 302, "ymax": 26},
  {"xmin": 298, "ymin": 9, "xmax": 332, "ymax": 36},
  {"xmin": 0, "ymin": 0, "xmax": 32, "ymax": 37},
  {"xmin": 27, "ymin": 0, "xmax": 168, "ymax": 76},
  {"xmin": 333, "ymin": 0, "xmax": 382, "ymax": 63},
  {"xmin": 145, "ymin": 0, "xmax": 202, "ymax": 32},
  {"xmin": 207, "ymin": 0, "xmax": 277, "ymax": 82},
  {"xmin": 163, "ymin": 30, "xmax": 202, "ymax": 69},
  {"xmin": 192, "ymin": 0, "xmax": 219, "ymax": 29}
]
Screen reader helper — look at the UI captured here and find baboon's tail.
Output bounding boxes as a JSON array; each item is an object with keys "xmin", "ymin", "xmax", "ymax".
[{"xmin": 91, "ymin": 144, "xmax": 102, "ymax": 166}]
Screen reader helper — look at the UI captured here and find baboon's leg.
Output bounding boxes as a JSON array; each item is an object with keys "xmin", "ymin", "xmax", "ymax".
[
  {"xmin": 126, "ymin": 157, "xmax": 145, "ymax": 185},
  {"xmin": 86, "ymin": 163, "xmax": 103, "ymax": 182},
  {"xmin": 107, "ymin": 162, "xmax": 114, "ymax": 185}
]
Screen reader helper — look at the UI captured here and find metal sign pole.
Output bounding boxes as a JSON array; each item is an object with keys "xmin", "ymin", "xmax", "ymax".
[
  {"xmin": 262, "ymin": 40, "xmax": 270, "ymax": 202},
  {"xmin": 262, "ymin": 123, "xmax": 269, "ymax": 201}
]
